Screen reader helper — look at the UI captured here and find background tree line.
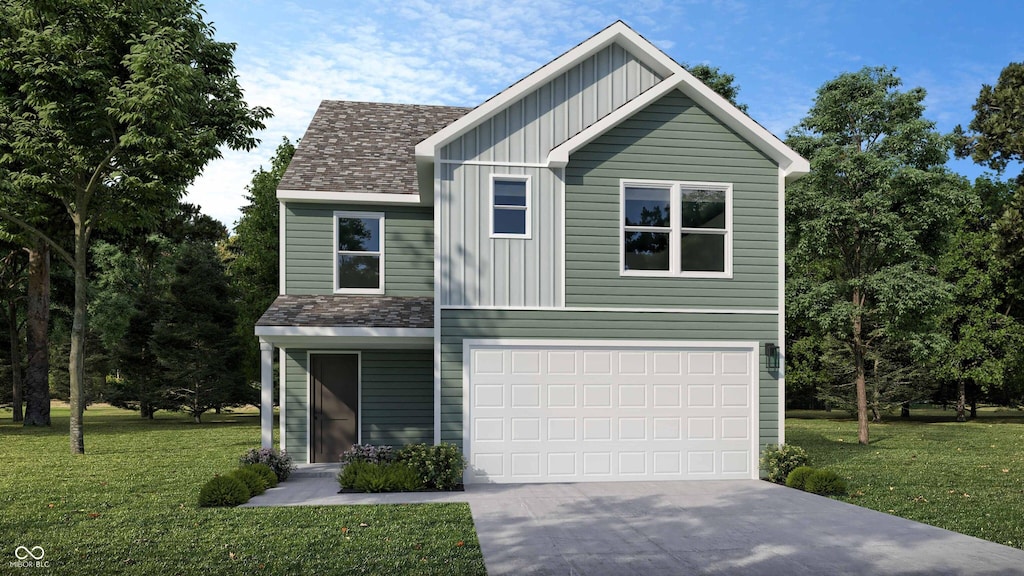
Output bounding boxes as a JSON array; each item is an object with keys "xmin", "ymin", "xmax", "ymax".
[{"xmin": 1, "ymin": 0, "xmax": 1021, "ymax": 451}]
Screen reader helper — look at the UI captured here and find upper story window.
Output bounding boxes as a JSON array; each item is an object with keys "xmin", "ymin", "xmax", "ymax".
[
  {"xmin": 621, "ymin": 180, "xmax": 732, "ymax": 278},
  {"xmin": 335, "ymin": 211, "xmax": 384, "ymax": 294},
  {"xmin": 490, "ymin": 175, "xmax": 531, "ymax": 238}
]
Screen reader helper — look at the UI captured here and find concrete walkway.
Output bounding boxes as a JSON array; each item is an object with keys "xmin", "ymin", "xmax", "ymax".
[{"xmin": 246, "ymin": 466, "xmax": 1024, "ymax": 575}]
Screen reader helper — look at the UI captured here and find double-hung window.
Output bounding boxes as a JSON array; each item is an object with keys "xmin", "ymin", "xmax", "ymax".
[
  {"xmin": 334, "ymin": 211, "xmax": 384, "ymax": 294},
  {"xmin": 621, "ymin": 180, "xmax": 732, "ymax": 278},
  {"xmin": 490, "ymin": 175, "xmax": 531, "ymax": 238}
]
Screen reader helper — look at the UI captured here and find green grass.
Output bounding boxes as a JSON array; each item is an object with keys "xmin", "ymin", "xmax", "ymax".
[
  {"xmin": 787, "ymin": 407, "xmax": 1024, "ymax": 550},
  {"xmin": 0, "ymin": 404, "xmax": 486, "ymax": 575}
]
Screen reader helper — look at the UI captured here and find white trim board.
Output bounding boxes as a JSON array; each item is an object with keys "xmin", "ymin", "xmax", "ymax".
[
  {"xmin": 255, "ymin": 326, "xmax": 433, "ymax": 338},
  {"xmin": 277, "ymin": 189, "xmax": 423, "ymax": 205},
  {"xmin": 415, "ymin": 21, "xmax": 809, "ymax": 181},
  {"xmin": 439, "ymin": 305, "xmax": 778, "ymax": 315}
]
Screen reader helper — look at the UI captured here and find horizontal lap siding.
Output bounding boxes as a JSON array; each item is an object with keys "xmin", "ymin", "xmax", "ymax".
[
  {"xmin": 284, "ymin": 349, "xmax": 308, "ymax": 463},
  {"xmin": 285, "ymin": 203, "xmax": 432, "ymax": 296},
  {"xmin": 565, "ymin": 90, "xmax": 780, "ymax": 309},
  {"xmin": 439, "ymin": 309, "xmax": 780, "ymax": 451},
  {"xmin": 361, "ymin": 350, "xmax": 433, "ymax": 445}
]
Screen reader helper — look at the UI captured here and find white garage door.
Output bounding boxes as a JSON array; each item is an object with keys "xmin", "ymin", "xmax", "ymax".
[{"xmin": 465, "ymin": 341, "xmax": 758, "ymax": 483}]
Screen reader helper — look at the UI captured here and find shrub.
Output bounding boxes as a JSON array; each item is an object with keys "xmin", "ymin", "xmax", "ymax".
[
  {"xmin": 759, "ymin": 444, "xmax": 809, "ymax": 484},
  {"xmin": 785, "ymin": 466, "xmax": 817, "ymax": 490},
  {"xmin": 398, "ymin": 443, "xmax": 466, "ymax": 490},
  {"xmin": 338, "ymin": 460, "xmax": 371, "ymax": 490},
  {"xmin": 337, "ymin": 461, "xmax": 425, "ymax": 492},
  {"xmin": 230, "ymin": 467, "xmax": 267, "ymax": 496},
  {"xmin": 339, "ymin": 444, "xmax": 396, "ymax": 469},
  {"xmin": 243, "ymin": 463, "xmax": 278, "ymax": 489},
  {"xmin": 240, "ymin": 447, "xmax": 294, "ymax": 482},
  {"xmin": 198, "ymin": 475, "xmax": 250, "ymax": 507},
  {"xmin": 804, "ymin": 469, "xmax": 848, "ymax": 496}
]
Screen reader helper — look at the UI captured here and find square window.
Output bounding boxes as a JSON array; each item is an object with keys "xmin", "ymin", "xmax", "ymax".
[
  {"xmin": 335, "ymin": 212, "xmax": 384, "ymax": 293},
  {"xmin": 491, "ymin": 176, "xmax": 530, "ymax": 238},
  {"xmin": 621, "ymin": 181, "xmax": 731, "ymax": 277}
]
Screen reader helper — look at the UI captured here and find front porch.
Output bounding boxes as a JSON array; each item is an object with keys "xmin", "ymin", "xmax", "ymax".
[{"xmin": 254, "ymin": 295, "xmax": 434, "ymax": 459}]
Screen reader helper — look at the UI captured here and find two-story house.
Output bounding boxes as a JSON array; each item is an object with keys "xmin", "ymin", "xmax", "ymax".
[{"xmin": 255, "ymin": 21, "xmax": 809, "ymax": 483}]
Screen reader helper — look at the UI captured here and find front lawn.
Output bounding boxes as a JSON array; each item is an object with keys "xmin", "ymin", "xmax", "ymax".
[
  {"xmin": 0, "ymin": 404, "xmax": 486, "ymax": 575},
  {"xmin": 787, "ymin": 408, "xmax": 1024, "ymax": 550}
]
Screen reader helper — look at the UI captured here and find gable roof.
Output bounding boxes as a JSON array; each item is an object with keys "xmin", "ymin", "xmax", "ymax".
[
  {"xmin": 415, "ymin": 21, "xmax": 809, "ymax": 182},
  {"xmin": 278, "ymin": 101, "xmax": 470, "ymax": 202}
]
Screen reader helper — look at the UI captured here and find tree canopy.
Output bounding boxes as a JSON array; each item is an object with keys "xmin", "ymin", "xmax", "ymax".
[
  {"xmin": 786, "ymin": 66, "xmax": 967, "ymax": 443},
  {"xmin": 0, "ymin": 0, "xmax": 270, "ymax": 453}
]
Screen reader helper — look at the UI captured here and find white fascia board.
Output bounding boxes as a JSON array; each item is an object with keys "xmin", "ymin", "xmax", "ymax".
[
  {"xmin": 254, "ymin": 326, "xmax": 434, "ymax": 338},
  {"xmin": 666, "ymin": 69, "xmax": 810, "ymax": 179},
  {"xmin": 547, "ymin": 78, "xmax": 681, "ymax": 168},
  {"xmin": 550, "ymin": 73, "xmax": 810, "ymax": 178},
  {"xmin": 276, "ymin": 189, "xmax": 423, "ymax": 205},
  {"xmin": 414, "ymin": 21, "xmax": 673, "ymax": 163}
]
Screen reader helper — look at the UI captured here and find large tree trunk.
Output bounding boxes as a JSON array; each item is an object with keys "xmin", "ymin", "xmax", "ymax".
[
  {"xmin": 7, "ymin": 300, "xmax": 23, "ymax": 422},
  {"xmin": 853, "ymin": 290, "xmax": 869, "ymax": 444},
  {"xmin": 956, "ymin": 380, "xmax": 967, "ymax": 422},
  {"xmin": 68, "ymin": 219, "xmax": 88, "ymax": 454},
  {"xmin": 23, "ymin": 241, "xmax": 50, "ymax": 427}
]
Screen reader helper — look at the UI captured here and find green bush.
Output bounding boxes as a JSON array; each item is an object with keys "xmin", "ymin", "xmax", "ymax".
[
  {"xmin": 243, "ymin": 463, "xmax": 278, "ymax": 489},
  {"xmin": 338, "ymin": 460, "xmax": 371, "ymax": 490},
  {"xmin": 398, "ymin": 443, "xmax": 466, "ymax": 490},
  {"xmin": 759, "ymin": 443, "xmax": 809, "ymax": 484},
  {"xmin": 230, "ymin": 467, "xmax": 267, "ymax": 496},
  {"xmin": 198, "ymin": 475, "xmax": 250, "ymax": 507},
  {"xmin": 805, "ymin": 469, "xmax": 848, "ymax": 496},
  {"xmin": 338, "ymin": 461, "xmax": 426, "ymax": 492},
  {"xmin": 785, "ymin": 466, "xmax": 817, "ymax": 490},
  {"xmin": 239, "ymin": 447, "xmax": 294, "ymax": 482}
]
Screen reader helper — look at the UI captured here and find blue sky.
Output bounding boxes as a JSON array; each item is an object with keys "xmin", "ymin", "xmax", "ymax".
[{"xmin": 188, "ymin": 0, "xmax": 1024, "ymax": 227}]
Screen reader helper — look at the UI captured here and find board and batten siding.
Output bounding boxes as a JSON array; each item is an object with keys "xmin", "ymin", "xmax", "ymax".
[
  {"xmin": 439, "ymin": 164, "xmax": 563, "ymax": 307},
  {"xmin": 441, "ymin": 43, "xmax": 662, "ymax": 164},
  {"xmin": 438, "ymin": 42, "xmax": 665, "ymax": 308},
  {"xmin": 283, "ymin": 348, "xmax": 433, "ymax": 463},
  {"xmin": 438, "ymin": 309, "xmax": 780, "ymax": 452},
  {"xmin": 284, "ymin": 203, "xmax": 433, "ymax": 296},
  {"xmin": 564, "ymin": 89, "xmax": 780, "ymax": 309}
]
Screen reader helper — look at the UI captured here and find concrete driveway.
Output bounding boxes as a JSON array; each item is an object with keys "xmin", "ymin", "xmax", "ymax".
[{"xmin": 246, "ymin": 469, "xmax": 1024, "ymax": 575}]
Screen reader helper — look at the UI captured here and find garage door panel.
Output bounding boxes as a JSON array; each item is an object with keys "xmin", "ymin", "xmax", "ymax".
[{"xmin": 467, "ymin": 344, "xmax": 757, "ymax": 483}]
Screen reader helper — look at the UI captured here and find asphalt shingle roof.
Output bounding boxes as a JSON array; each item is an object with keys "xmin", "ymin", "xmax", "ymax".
[
  {"xmin": 256, "ymin": 295, "xmax": 433, "ymax": 329},
  {"xmin": 278, "ymin": 101, "xmax": 471, "ymax": 194}
]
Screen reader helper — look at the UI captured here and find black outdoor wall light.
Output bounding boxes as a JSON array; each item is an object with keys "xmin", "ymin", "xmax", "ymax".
[{"xmin": 764, "ymin": 342, "xmax": 780, "ymax": 370}]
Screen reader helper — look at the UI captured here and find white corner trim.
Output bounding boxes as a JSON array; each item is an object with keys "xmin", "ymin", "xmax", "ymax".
[
  {"xmin": 433, "ymin": 158, "xmax": 443, "ymax": 445},
  {"xmin": 277, "ymin": 189, "xmax": 422, "ymax": 204},
  {"xmin": 278, "ymin": 347, "xmax": 286, "ymax": 452},
  {"xmin": 279, "ymin": 201, "xmax": 287, "ymax": 295},
  {"xmin": 777, "ymin": 167, "xmax": 787, "ymax": 445},
  {"xmin": 415, "ymin": 21, "xmax": 675, "ymax": 162},
  {"xmin": 254, "ymin": 326, "xmax": 434, "ymax": 338}
]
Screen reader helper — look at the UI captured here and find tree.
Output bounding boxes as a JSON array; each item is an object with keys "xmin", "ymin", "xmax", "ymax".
[
  {"xmin": 0, "ymin": 243, "xmax": 26, "ymax": 421},
  {"xmin": 152, "ymin": 241, "xmax": 249, "ymax": 423},
  {"xmin": 684, "ymin": 63, "xmax": 748, "ymax": 112},
  {"xmin": 227, "ymin": 138, "xmax": 294, "ymax": 386},
  {"xmin": 0, "ymin": 0, "xmax": 270, "ymax": 453},
  {"xmin": 786, "ymin": 67, "xmax": 967, "ymax": 444},
  {"xmin": 955, "ymin": 62, "xmax": 1024, "ymax": 174}
]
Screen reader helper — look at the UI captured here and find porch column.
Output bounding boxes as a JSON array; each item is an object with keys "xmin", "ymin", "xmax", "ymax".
[{"xmin": 260, "ymin": 339, "xmax": 274, "ymax": 449}]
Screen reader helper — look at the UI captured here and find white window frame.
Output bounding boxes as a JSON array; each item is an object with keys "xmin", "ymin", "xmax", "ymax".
[
  {"xmin": 489, "ymin": 174, "xmax": 532, "ymax": 239},
  {"xmin": 619, "ymin": 179, "xmax": 733, "ymax": 279},
  {"xmin": 333, "ymin": 210, "xmax": 385, "ymax": 295}
]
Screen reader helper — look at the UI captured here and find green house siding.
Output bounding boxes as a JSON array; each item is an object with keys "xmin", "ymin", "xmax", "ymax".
[
  {"xmin": 564, "ymin": 89, "xmax": 780, "ymax": 309},
  {"xmin": 284, "ymin": 203, "xmax": 433, "ymax": 296},
  {"xmin": 439, "ymin": 309, "xmax": 780, "ymax": 452},
  {"xmin": 282, "ymin": 348, "xmax": 433, "ymax": 464}
]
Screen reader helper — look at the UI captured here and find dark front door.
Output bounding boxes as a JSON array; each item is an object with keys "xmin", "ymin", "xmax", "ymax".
[{"xmin": 310, "ymin": 354, "xmax": 358, "ymax": 463}]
